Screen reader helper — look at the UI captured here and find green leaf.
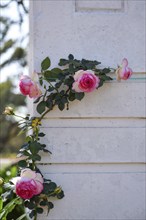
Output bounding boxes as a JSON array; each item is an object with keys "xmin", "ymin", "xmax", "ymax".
[
  {"xmin": 16, "ymin": 213, "xmax": 27, "ymax": 220},
  {"xmin": 22, "ymin": 150, "xmax": 31, "ymax": 156},
  {"xmin": 0, "ymin": 197, "xmax": 3, "ymax": 211},
  {"xmin": 18, "ymin": 160, "xmax": 27, "ymax": 167},
  {"xmin": 40, "ymin": 200, "xmax": 47, "ymax": 206},
  {"xmin": 29, "ymin": 210, "xmax": 36, "ymax": 218},
  {"xmin": 43, "ymin": 148, "xmax": 52, "ymax": 154},
  {"xmin": 57, "ymin": 190, "xmax": 65, "ymax": 199},
  {"xmin": 51, "ymin": 68, "xmax": 62, "ymax": 74},
  {"xmin": 48, "ymin": 182, "xmax": 57, "ymax": 191},
  {"xmin": 47, "ymin": 202, "xmax": 54, "ymax": 209},
  {"xmin": 58, "ymin": 102, "xmax": 65, "ymax": 111},
  {"xmin": 39, "ymin": 76, "xmax": 43, "ymax": 86},
  {"xmin": 31, "ymin": 154, "xmax": 41, "ymax": 161},
  {"xmin": 41, "ymin": 57, "xmax": 51, "ymax": 70},
  {"xmin": 58, "ymin": 58, "xmax": 69, "ymax": 66},
  {"xmin": 102, "ymin": 68, "xmax": 111, "ymax": 74},
  {"xmin": 44, "ymin": 70, "xmax": 58, "ymax": 82},
  {"xmin": 68, "ymin": 91, "xmax": 76, "ymax": 101},
  {"xmin": 24, "ymin": 201, "xmax": 35, "ymax": 210},
  {"xmin": 0, "ymin": 198, "xmax": 22, "ymax": 220},
  {"xmin": 29, "ymin": 141, "xmax": 42, "ymax": 154},
  {"xmin": 98, "ymin": 79, "xmax": 104, "ymax": 88},
  {"xmin": 43, "ymin": 182, "xmax": 57, "ymax": 194},
  {"xmin": 46, "ymin": 99, "xmax": 53, "ymax": 109},
  {"xmin": 75, "ymin": 92, "xmax": 84, "ymax": 101},
  {"xmin": 38, "ymin": 132, "xmax": 45, "ymax": 137},
  {"xmin": 33, "ymin": 95, "xmax": 42, "ymax": 104},
  {"xmin": 36, "ymin": 207, "xmax": 43, "ymax": 214},
  {"xmin": 36, "ymin": 101, "xmax": 46, "ymax": 114},
  {"xmin": 68, "ymin": 54, "xmax": 74, "ymax": 60}
]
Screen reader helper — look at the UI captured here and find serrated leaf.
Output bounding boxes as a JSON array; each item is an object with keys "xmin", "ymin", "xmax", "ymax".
[
  {"xmin": 68, "ymin": 54, "xmax": 74, "ymax": 60},
  {"xmin": 40, "ymin": 200, "xmax": 47, "ymax": 206},
  {"xmin": 31, "ymin": 154, "xmax": 41, "ymax": 161},
  {"xmin": 41, "ymin": 57, "xmax": 51, "ymax": 70},
  {"xmin": 29, "ymin": 141, "xmax": 42, "ymax": 154},
  {"xmin": 18, "ymin": 160, "xmax": 27, "ymax": 167},
  {"xmin": 47, "ymin": 202, "xmax": 54, "ymax": 209},
  {"xmin": 38, "ymin": 132, "xmax": 45, "ymax": 137},
  {"xmin": 24, "ymin": 201, "xmax": 35, "ymax": 210},
  {"xmin": 57, "ymin": 190, "xmax": 65, "ymax": 199},
  {"xmin": 102, "ymin": 68, "xmax": 111, "ymax": 74},
  {"xmin": 75, "ymin": 92, "xmax": 84, "ymax": 101},
  {"xmin": 33, "ymin": 95, "xmax": 42, "ymax": 104},
  {"xmin": 68, "ymin": 91, "xmax": 76, "ymax": 101},
  {"xmin": 51, "ymin": 68, "xmax": 62, "ymax": 74},
  {"xmin": 36, "ymin": 207, "xmax": 43, "ymax": 214},
  {"xmin": 29, "ymin": 210, "xmax": 36, "ymax": 218},
  {"xmin": 58, "ymin": 58, "xmax": 69, "ymax": 66},
  {"xmin": 58, "ymin": 102, "xmax": 65, "ymax": 111},
  {"xmin": 36, "ymin": 101, "xmax": 46, "ymax": 114}
]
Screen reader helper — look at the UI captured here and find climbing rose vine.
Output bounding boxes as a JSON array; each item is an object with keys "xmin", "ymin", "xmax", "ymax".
[{"xmin": 1, "ymin": 55, "xmax": 132, "ymax": 220}]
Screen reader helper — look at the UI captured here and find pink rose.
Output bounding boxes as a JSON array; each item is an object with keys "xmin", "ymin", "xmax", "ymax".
[
  {"xmin": 72, "ymin": 70, "xmax": 100, "ymax": 93},
  {"xmin": 12, "ymin": 168, "xmax": 44, "ymax": 199},
  {"xmin": 116, "ymin": 58, "xmax": 133, "ymax": 81},
  {"xmin": 19, "ymin": 75, "xmax": 42, "ymax": 98}
]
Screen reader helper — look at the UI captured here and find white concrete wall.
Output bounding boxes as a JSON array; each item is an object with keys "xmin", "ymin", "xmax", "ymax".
[{"xmin": 29, "ymin": 1, "xmax": 146, "ymax": 219}]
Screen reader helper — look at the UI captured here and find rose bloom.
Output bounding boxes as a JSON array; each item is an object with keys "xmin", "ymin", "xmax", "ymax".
[
  {"xmin": 72, "ymin": 70, "xmax": 100, "ymax": 93},
  {"xmin": 19, "ymin": 75, "xmax": 42, "ymax": 98},
  {"xmin": 116, "ymin": 58, "xmax": 133, "ymax": 81},
  {"xmin": 12, "ymin": 168, "xmax": 44, "ymax": 199}
]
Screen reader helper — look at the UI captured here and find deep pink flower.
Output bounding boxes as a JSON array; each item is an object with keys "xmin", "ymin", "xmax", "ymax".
[
  {"xmin": 12, "ymin": 168, "xmax": 44, "ymax": 199},
  {"xmin": 16, "ymin": 179, "xmax": 38, "ymax": 199},
  {"xmin": 72, "ymin": 70, "xmax": 100, "ymax": 93},
  {"xmin": 116, "ymin": 58, "xmax": 133, "ymax": 81},
  {"xmin": 19, "ymin": 75, "xmax": 42, "ymax": 98}
]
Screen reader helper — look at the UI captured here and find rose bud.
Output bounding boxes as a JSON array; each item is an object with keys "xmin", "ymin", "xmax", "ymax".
[{"xmin": 116, "ymin": 58, "xmax": 133, "ymax": 81}]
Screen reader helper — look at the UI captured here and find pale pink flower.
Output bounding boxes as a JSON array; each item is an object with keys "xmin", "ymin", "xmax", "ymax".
[
  {"xmin": 72, "ymin": 70, "xmax": 100, "ymax": 93},
  {"xmin": 12, "ymin": 168, "xmax": 44, "ymax": 199},
  {"xmin": 19, "ymin": 75, "xmax": 42, "ymax": 98},
  {"xmin": 116, "ymin": 58, "xmax": 133, "ymax": 81}
]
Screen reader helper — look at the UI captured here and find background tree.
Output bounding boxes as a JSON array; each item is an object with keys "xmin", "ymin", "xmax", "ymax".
[
  {"xmin": 0, "ymin": 0, "xmax": 29, "ymax": 155},
  {"xmin": 0, "ymin": 0, "xmax": 28, "ymax": 68},
  {"xmin": 0, "ymin": 79, "xmax": 26, "ymax": 154}
]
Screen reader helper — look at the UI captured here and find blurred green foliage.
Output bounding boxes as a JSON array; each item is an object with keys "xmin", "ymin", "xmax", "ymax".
[
  {"xmin": 0, "ymin": 0, "xmax": 28, "ymax": 69},
  {"xmin": 0, "ymin": 164, "xmax": 28, "ymax": 220},
  {"xmin": 0, "ymin": 0, "xmax": 28, "ymax": 155},
  {"xmin": 0, "ymin": 1, "xmax": 29, "ymax": 218},
  {"xmin": 0, "ymin": 79, "xmax": 26, "ymax": 155}
]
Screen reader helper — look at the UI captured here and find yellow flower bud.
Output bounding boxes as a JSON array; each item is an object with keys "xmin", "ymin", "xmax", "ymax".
[
  {"xmin": 54, "ymin": 187, "xmax": 62, "ymax": 194},
  {"xmin": 3, "ymin": 106, "xmax": 14, "ymax": 115}
]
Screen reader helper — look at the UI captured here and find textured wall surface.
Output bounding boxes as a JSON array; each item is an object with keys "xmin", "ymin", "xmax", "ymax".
[{"xmin": 29, "ymin": 1, "xmax": 146, "ymax": 219}]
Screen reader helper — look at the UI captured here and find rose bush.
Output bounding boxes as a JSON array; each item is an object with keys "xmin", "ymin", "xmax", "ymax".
[
  {"xmin": 1, "ymin": 55, "xmax": 133, "ymax": 220},
  {"xmin": 12, "ymin": 169, "xmax": 44, "ymax": 199},
  {"xmin": 19, "ymin": 75, "xmax": 42, "ymax": 98},
  {"xmin": 72, "ymin": 70, "xmax": 100, "ymax": 93},
  {"xmin": 116, "ymin": 58, "xmax": 133, "ymax": 80}
]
